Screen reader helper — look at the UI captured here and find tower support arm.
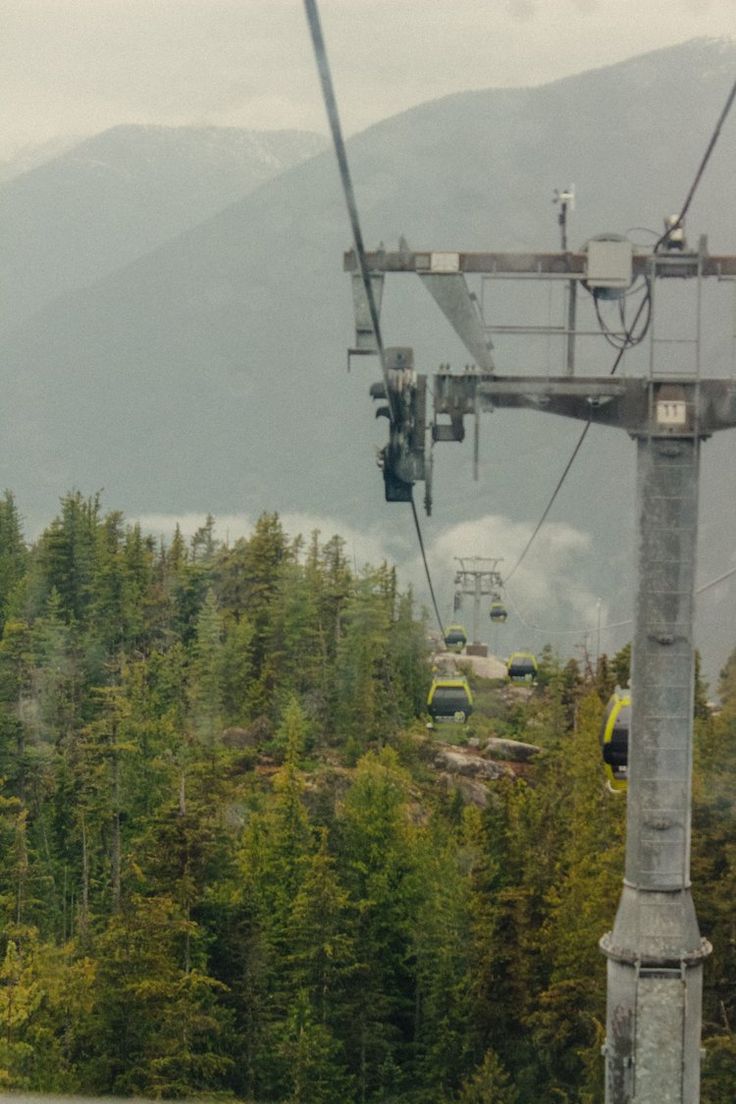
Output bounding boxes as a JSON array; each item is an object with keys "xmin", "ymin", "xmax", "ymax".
[
  {"xmin": 434, "ymin": 374, "xmax": 736, "ymax": 437},
  {"xmin": 345, "ymin": 249, "xmax": 736, "ymax": 280}
]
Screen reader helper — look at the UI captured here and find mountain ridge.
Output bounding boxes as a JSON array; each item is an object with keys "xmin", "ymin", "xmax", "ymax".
[
  {"xmin": 3, "ymin": 37, "xmax": 736, "ymax": 674},
  {"xmin": 0, "ymin": 123, "xmax": 327, "ymax": 331}
]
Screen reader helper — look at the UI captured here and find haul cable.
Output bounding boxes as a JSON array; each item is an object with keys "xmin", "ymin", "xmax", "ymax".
[
  {"xmin": 302, "ymin": 0, "xmax": 397, "ymax": 425},
  {"xmin": 303, "ymin": 0, "xmax": 445, "ymax": 637}
]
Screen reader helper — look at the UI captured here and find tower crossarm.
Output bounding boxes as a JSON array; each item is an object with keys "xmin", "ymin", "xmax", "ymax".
[
  {"xmin": 345, "ymin": 248, "xmax": 736, "ymax": 281},
  {"xmin": 434, "ymin": 374, "xmax": 736, "ymax": 437}
]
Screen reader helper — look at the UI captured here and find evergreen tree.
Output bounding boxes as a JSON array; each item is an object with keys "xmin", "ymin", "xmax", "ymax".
[
  {"xmin": 279, "ymin": 990, "xmax": 353, "ymax": 1104},
  {"xmin": 287, "ymin": 829, "xmax": 356, "ymax": 1022},
  {"xmin": 337, "ymin": 748, "xmax": 416, "ymax": 1100},
  {"xmin": 410, "ymin": 821, "xmax": 475, "ymax": 1097},
  {"xmin": 0, "ymin": 494, "xmax": 27, "ymax": 635},
  {"xmin": 32, "ymin": 493, "xmax": 100, "ymax": 624},
  {"xmin": 189, "ymin": 589, "xmax": 224, "ymax": 747},
  {"xmin": 455, "ymin": 1049, "xmax": 519, "ymax": 1104},
  {"xmin": 235, "ymin": 699, "xmax": 314, "ymax": 1098},
  {"xmin": 334, "ymin": 571, "xmax": 395, "ymax": 757},
  {"xmin": 90, "ymin": 894, "xmax": 231, "ymax": 1096},
  {"xmin": 219, "ymin": 611, "xmax": 255, "ymax": 726},
  {"xmin": 0, "ymin": 937, "xmax": 42, "ymax": 1086}
]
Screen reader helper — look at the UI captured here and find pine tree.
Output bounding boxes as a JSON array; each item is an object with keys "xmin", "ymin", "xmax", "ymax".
[
  {"xmin": 90, "ymin": 894, "xmax": 231, "ymax": 1097},
  {"xmin": 387, "ymin": 587, "xmax": 430, "ymax": 722},
  {"xmin": 410, "ymin": 820, "xmax": 475, "ymax": 1097},
  {"xmin": 189, "ymin": 589, "xmax": 224, "ymax": 748},
  {"xmin": 0, "ymin": 618, "xmax": 34, "ymax": 795},
  {"xmin": 456, "ymin": 1049, "xmax": 519, "ymax": 1104},
  {"xmin": 0, "ymin": 493, "xmax": 27, "ymax": 635},
  {"xmin": 337, "ymin": 748, "xmax": 416, "ymax": 1101},
  {"xmin": 269, "ymin": 558, "xmax": 323, "ymax": 713},
  {"xmin": 190, "ymin": 515, "xmax": 218, "ymax": 565},
  {"xmin": 0, "ymin": 937, "xmax": 42, "ymax": 1087},
  {"xmin": 693, "ymin": 646, "xmax": 736, "ymax": 1077},
  {"xmin": 519, "ymin": 692, "xmax": 623, "ymax": 1100},
  {"xmin": 334, "ymin": 572, "xmax": 394, "ymax": 756},
  {"xmin": 234, "ymin": 698, "xmax": 314, "ymax": 1098},
  {"xmin": 279, "ymin": 990, "xmax": 353, "ymax": 1104},
  {"xmin": 33, "ymin": 492, "xmax": 100, "ymax": 624},
  {"xmin": 219, "ymin": 612, "xmax": 255, "ymax": 726},
  {"xmin": 287, "ymin": 828, "xmax": 356, "ymax": 1028}
]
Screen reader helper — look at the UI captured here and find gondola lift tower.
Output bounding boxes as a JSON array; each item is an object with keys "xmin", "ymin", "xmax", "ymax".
[
  {"xmin": 302, "ymin": 3, "xmax": 736, "ymax": 1098},
  {"xmin": 453, "ymin": 556, "xmax": 504, "ymax": 653},
  {"xmin": 346, "ymin": 226, "xmax": 736, "ymax": 1102}
]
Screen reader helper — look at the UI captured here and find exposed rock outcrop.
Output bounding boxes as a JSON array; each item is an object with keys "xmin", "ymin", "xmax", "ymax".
[
  {"xmin": 434, "ymin": 748, "xmax": 512, "ymax": 781},
  {"xmin": 483, "ymin": 737, "xmax": 541, "ymax": 763}
]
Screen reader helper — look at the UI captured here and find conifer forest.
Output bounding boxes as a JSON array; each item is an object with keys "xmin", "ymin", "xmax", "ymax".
[{"xmin": 0, "ymin": 489, "xmax": 732, "ymax": 1102}]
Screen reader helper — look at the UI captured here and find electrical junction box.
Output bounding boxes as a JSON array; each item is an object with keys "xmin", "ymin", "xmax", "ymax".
[{"xmin": 586, "ymin": 238, "xmax": 633, "ymax": 290}]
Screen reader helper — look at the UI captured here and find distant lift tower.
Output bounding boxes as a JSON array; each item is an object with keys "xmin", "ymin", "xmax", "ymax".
[
  {"xmin": 347, "ymin": 232, "xmax": 736, "ymax": 1102},
  {"xmin": 453, "ymin": 557, "xmax": 503, "ymax": 650}
]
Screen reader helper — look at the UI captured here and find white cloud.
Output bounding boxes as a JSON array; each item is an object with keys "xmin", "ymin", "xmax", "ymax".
[
  {"xmin": 132, "ymin": 509, "xmax": 398, "ymax": 570},
  {"xmin": 401, "ymin": 513, "xmax": 604, "ymax": 642},
  {"xmin": 134, "ymin": 512, "xmax": 251, "ymax": 542},
  {"xmin": 133, "ymin": 507, "xmax": 615, "ymax": 656}
]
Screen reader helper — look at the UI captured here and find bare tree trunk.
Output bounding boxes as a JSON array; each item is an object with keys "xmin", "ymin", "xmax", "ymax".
[
  {"xmin": 62, "ymin": 864, "xmax": 68, "ymax": 942},
  {"xmin": 15, "ymin": 813, "xmax": 27, "ymax": 925},
  {"xmin": 179, "ymin": 769, "xmax": 187, "ymax": 816},
  {"xmin": 111, "ymin": 735, "xmax": 121, "ymax": 912},
  {"xmin": 79, "ymin": 814, "xmax": 89, "ymax": 943}
]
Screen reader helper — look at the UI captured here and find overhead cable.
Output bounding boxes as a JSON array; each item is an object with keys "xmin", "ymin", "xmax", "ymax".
[
  {"xmin": 505, "ymin": 417, "xmax": 592, "ymax": 583},
  {"xmin": 695, "ymin": 564, "xmax": 736, "ymax": 595},
  {"xmin": 655, "ymin": 74, "xmax": 736, "ymax": 252},
  {"xmin": 508, "ymin": 72, "xmax": 736, "ymax": 572},
  {"xmin": 606, "ymin": 75, "xmax": 736, "ymax": 373},
  {"xmin": 593, "ymin": 278, "xmax": 652, "ymax": 355},
  {"xmin": 608, "ymin": 292, "xmax": 650, "ymax": 376},
  {"xmin": 303, "ymin": 0, "xmax": 445, "ymax": 638},
  {"xmin": 302, "ymin": 0, "xmax": 397, "ymax": 424},
  {"xmin": 411, "ymin": 497, "xmax": 446, "ymax": 637}
]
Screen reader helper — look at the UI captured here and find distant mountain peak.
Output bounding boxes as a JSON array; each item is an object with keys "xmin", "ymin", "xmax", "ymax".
[{"xmin": 0, "ymin": 123, "xmax": 328, "ymax": 331}]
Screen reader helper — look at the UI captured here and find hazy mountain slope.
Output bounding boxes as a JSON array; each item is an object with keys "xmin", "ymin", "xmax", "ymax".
[
  {"xmin": 0, "ymin": 134, "xmax": 85, "ymax": 182},
  {"xmin": 0, "ymin": 124, "xmax": 326, "ymax": 329},
  {"xmin": 3, "ymin": 37, "xmax": 736, "ymax": 673}
]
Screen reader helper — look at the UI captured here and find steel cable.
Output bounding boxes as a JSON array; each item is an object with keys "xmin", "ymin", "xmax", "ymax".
[
  {"xmin": 303, "ymin": 0, "xmax": 445, "ymax": 638},
  {"xmin": 302, "ymin": 0, "xmax": 397, "ymax": 425},
  {"xmin": 505, "ymin": 417, "xmax": 592, "ymax": 583}
]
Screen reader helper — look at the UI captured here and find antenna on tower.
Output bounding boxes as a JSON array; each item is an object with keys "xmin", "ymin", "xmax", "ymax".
[
  {"xmin": 553, "ymin": 184, "xmax": 576, "ymax": 250},
  {"xmin": 553, "ymin": 184, "xmax": 577, "ymax": 373}
]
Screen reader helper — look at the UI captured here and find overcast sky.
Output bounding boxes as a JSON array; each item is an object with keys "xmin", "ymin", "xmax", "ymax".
[{"xmin": 2, "ymin": 0, "xmax": 735, "ymax": 159}]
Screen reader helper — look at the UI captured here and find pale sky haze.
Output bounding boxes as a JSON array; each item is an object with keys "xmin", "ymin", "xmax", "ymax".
[{"xmin": 2, "ymin": 0, "xmax": 735, "ymax": 159}]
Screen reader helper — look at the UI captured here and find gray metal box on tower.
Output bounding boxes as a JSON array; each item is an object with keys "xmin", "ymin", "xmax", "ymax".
[{"xmin": 586, "ymin": 238, "xmax": 633, "ymax": 290}]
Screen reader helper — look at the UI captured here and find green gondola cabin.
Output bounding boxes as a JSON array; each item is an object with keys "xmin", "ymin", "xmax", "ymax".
[
  {"xmin": 427, "ymin": 677, "xmax": 474, "ymax": 723},
  {"xmin": 444, "ymin": 623, "xmax": 467, "ymax": 652},
  {"xmin": 506, "ymin": 651, "xmax": 538, "ymax": 681},
  {"xmin": 601, "ymin": 688, "xmax": 630, "ymax": 793}
]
